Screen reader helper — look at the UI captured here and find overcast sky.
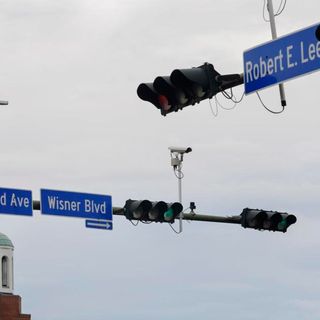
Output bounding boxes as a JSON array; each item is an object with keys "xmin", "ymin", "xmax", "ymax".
[{"xmin": 0, "ymin": 1, "xmax": 320, "ymax": 319}]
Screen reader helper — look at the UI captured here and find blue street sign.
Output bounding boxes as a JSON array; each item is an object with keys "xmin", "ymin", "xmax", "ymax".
[
  {"xmin": 244, "ymin": 23, "xmax": 320, "ymax": 94},
  {"xmin": 0, "ymin": 187, "xmax": 33, "ymax": 216},
  {"xmin": 85, "ymin": 219, "xmax": 113, "ymax": 230},
  {"xmin": 41, "ymin": 189, "xmax": 112, "ymax": 220}
]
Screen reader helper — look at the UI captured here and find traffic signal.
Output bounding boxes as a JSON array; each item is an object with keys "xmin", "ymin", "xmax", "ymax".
[
  {"xmin": 124, "ymin": 199, "xmax": 183, "ymax": 223},
  {"xmin": 137, "ymin": 63, "xmax": 220, "ymax": 116},
  {"xmin": 241, "ymin": 208, "xmax": 297, "ymax": 233}
]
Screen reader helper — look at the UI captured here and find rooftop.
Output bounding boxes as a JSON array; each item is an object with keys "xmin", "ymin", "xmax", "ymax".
[{"xmin": 0, "ymin": 233, "xmax": 14, "ymax": 248}]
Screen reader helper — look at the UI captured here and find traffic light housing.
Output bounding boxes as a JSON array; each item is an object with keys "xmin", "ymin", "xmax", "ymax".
[
  {"xmin": 124, "ymin": 199, "xmax": 183, "ymax": 223},
  {"xmin": 137, "ymin": 63, "xmax": 220, "ymax": 116},
  {"xmin": 241, "ymin": 208, "xmax": 297, "ymax": 233}
]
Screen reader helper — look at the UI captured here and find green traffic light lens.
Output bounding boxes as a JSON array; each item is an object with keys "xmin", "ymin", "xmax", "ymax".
[
  {"xmin": 164, "ymin": 208, "xmax": 174, "ymax": 221},
  {"xmin": 278, "ymin": 219, "xmax": 288, "ymax": 231}
]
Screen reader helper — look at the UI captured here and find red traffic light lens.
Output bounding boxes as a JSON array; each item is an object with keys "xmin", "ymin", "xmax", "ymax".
[{"xmin": 158, "ymin": 95, "xmax": 170, "ymax": 111}]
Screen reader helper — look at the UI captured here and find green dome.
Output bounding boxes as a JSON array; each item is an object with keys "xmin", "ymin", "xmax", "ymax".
[{"xmin": 0, "ymin": 233, "xmax": 14, "ymax": 248}]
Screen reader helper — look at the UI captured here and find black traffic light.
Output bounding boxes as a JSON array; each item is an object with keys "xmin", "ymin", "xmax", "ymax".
[
  {"xmin": 241, "ymin": 208, "xmax": 297, "ymax": 233},
  {"xmin": 124, "ymin": 199, "xmax": 183, "ymax": 223},
  {"xmin": 137, "ymin": 63, "xmax": 220, "ymax": 116}
]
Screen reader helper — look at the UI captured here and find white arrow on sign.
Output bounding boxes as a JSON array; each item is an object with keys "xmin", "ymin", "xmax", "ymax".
[{"xmin": 85, "ymin": 219, "xmax": 113, "ymax": 230}]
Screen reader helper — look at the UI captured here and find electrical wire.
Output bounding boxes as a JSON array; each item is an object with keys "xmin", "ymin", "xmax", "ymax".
[
  {"xmin": 215, "ymin": 95, "xmax": 236, "ymax": 110},
  {"xmin": 169, "ymin": 222, "xmax": 182, "ymax": 234},
  {"xmin": 183, "ymin": 206, "xmax": 191, "ymax": 213},
  {"xmin": 169, "ymin": 205, "xmax": 193, "ymax": 233},
  {"xmin": 275, "ymin": 0, "xmax": 287, "ymax": 16},
  {"xmin": 221, "ymin": 89, "xmax": 245, "ymax": 104},
  {"xmin": 215, "ymin": 94, "xmax": 237, "ymax": 111},
  {"xmin": 263, "ymin": 0, "xmax": 287, "ymax": 22},
  {"xmin": 230, "ymin": 90, "xmax": 245, "ymax": 104},
  {"xmin": 263, "ymin": 1, "xmax": 269, "ymax": 22},
  {"xmin": 209, "ymin": 97, "xmax": 218, "ymax": 117},
  {"xmin": 209, "ymin": 89, "xmax": 245, "ymax": 118},
  {"xmin": 130, "ymin": 220, "xmax": 139, "ymax": 226},
  {"xmin": 222, "ymin": 89, "xmax": 233, "ymax": 100},
  {"xmin": 256, "ymin": 91, "xmax": 285, "ymax": 114},
  {"xmin": 174, "ymin": 167, "xmax": 184, "ymax": 179},
  {"xmin": 182, "ymin": 206, "xmax": 193, "ymax": 224}
]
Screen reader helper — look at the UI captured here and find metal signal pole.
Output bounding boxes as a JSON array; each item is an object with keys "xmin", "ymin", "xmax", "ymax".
[{"xmin": 267, "ymin": 0, "xmax": 286, "ymax": 107}]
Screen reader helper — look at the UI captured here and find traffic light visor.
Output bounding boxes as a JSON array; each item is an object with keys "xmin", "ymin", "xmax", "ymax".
[
  {"xmin": 137, "ymin": 83, "xmax": 162, "ymax": 109},
  {"xmin": 164, "ymin": 202, "xmax": 183, "ymax": 222},
  {"xmin": 154, "ymin": 76, "xmax": 188, "ymax": 107},
  {"xmin": 149, "ymin": 201, "xmax": 168, "ymax": 221},
  {"xmin": 125, "ymin": 199, "xmax": 152, "ymax": 220},
  {"xmin": 170, "ymin": 68, "xmax": 208, "ymax": 98},
  {"xmin": 278, "ymin": 214, "xmax": 297, "ymax": 231}
]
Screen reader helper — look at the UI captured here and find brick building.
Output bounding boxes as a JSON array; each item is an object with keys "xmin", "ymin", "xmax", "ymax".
[{"xmin": 0, "ymin": 233, "xmax": 31, "ymax": 320}]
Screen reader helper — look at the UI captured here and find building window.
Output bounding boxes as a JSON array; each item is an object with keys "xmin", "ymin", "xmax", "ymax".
[{"xmin": 2, "ymin": 256, "xmax": 9, "ymax": 287}]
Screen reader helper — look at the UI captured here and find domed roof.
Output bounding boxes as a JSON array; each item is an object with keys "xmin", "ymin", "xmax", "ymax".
[{"xmin": 0, "ymin": 232, "xmax": 14, "ymax": 248}]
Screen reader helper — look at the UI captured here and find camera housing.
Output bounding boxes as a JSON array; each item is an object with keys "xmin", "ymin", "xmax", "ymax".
[{"xmin": 168, "ymin": 146, "xmax": 192, "ymax": 154}]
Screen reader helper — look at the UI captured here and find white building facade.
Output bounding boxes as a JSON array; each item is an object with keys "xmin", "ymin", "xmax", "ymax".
[{"xmin": 0, "ymin": 232, "xmax": 14, "ymax": 294}]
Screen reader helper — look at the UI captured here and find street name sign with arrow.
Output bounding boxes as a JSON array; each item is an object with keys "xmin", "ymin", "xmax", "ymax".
[{"xmin": 40, "ymin": 189, "xmax": 112, "ymax": 221}]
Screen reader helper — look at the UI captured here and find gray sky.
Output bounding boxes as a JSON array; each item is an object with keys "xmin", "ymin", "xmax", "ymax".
[{"xmin": 0, "ymin": 1, "xmax": 320, "ymax": 319}]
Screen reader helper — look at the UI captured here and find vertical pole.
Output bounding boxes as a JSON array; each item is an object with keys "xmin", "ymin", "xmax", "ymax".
[
  {"xmin": 267, "ymin": 0, "xmax": 286, "ymax": 107},
  {"xmin": 177, "ymin": 161, "xmax": 183, "ymax": 233},
  {"xmin": 178, "ymin": 167, "xmax": 182, "ymax": 203}
]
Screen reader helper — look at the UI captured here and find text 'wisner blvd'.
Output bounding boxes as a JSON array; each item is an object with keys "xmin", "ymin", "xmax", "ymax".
[
  {"xmin": 41, "ymin": 189, "xmax": 112, "ymax": 220},
  {"xmin": 0, "ymin": 187, "xmax": 113, "ymax": 230},
  {"xmin": 47, "ymin": 196, "xmax": 108, "ymax": 214},
  {"xmin": 244, "ymin": 23, "xmax": 320, "ymax": 93}
]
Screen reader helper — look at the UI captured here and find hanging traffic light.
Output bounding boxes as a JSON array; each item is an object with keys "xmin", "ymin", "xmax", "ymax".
[
  {"xmin": 124, "ymin": 199, "xmax": 183, "ymax": 223},
  {"xmin": 137, "ymin": 63, "xmax": 221, "ymax": 116},
  {"xmin": 241, "ymin": 208, "xmax": 297, "ymax": 233}
]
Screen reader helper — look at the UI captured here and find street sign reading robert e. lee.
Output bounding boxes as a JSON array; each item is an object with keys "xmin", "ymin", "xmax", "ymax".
[{"xmin": 244, "ymin": 23, "xmax": 320, "ymax": 94}]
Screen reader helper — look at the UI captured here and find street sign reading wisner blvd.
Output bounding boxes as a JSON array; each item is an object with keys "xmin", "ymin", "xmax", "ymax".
[
  {"xmin": 41, "ymin": 189, "xmax": 112, "ymax": 221},
  {"xmin": 244, "ymin": 23, "xmax": 320, "ymax": 94}
]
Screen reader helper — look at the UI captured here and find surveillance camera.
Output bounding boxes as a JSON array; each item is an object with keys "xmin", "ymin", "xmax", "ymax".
[{"xmin": 168, "ymin": 146, "xmax": 192, "ymax": 154}]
